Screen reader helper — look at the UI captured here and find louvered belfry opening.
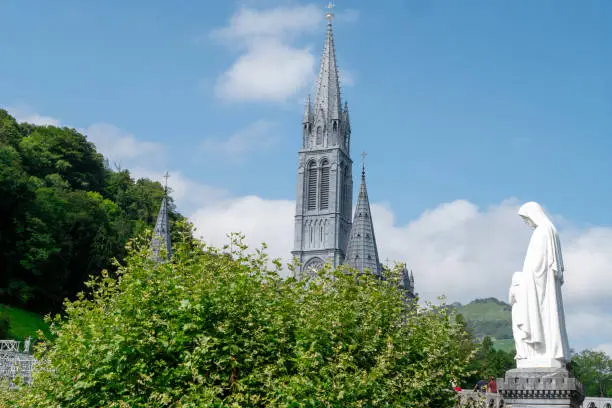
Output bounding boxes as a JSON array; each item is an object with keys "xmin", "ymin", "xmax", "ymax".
[
  {"xmin": 307, "ymin": 161, "xmax": 317, "ymax": 210},
  {"xmin": 319, "ymin": 160, "xmax": 330, "ymax": 210}
]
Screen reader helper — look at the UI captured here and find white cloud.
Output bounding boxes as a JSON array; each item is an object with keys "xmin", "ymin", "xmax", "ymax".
[
  {"xmin": 83, "ymin": 123, "xmax": 165, "ymax": 167},
  {"xmin": 201, "ymin": 120, "xmax": 280, "ymax": 161},
  {"xmin": 188, "ymin": 195, "xmax": 612, "ymax": 352},
  {"xmin": 210, "ymin": 5, "xmax": 321, "ymax": 44},
  {"xmin": 7, "ymin": 105, "xmax": 61, "ymax": 126},
  {"xmin": 210, "ymin": 4, "xmax": 331, "ymax": 102},
  {"xmin": 216, "ymin": 39, "xmax": 315, "ymax": 102},
  {"xmin": 191, "ymin": 195, "xmax": 295, "ymax": 258}
]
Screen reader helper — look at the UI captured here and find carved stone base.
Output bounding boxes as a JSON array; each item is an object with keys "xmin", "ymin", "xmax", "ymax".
[
  {"xmin": 516, "ymin": 357, "xmax": 565, "ymax": 369},
  {"xmin": 500, "ymin": 368, "xmax": 584, "ymax": 408}
]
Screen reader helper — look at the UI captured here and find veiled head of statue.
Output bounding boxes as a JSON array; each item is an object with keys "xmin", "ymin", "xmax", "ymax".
[{"xmin": 518, "ymin": 201, "xmax": 551, "ymax": 229}]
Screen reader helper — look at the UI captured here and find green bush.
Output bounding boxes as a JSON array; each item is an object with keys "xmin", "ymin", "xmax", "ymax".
[{"xmin": 2, "ymin": 229, "xmax": 475, "ymax": 407}]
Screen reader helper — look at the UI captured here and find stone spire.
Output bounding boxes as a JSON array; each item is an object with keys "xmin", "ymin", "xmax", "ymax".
[
  {"xmin": 313, "ymin": 1, "xmax": 342, "ymax": 122},
  {"xmin": 151, "ymin": 173, "xmax": 172, "ymax": 262},
  {"xmin": 303, "ymin": 94, "xmax": 313, "ymax": 124},
  {"xmin": 345, "ymin": 158, "xmax": 381, "ymax": 275}
]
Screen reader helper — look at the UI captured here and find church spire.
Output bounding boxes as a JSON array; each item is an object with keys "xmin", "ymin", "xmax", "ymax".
[
  {"xmin": 345, "ymin": 154, "xmax": 381, "ymax": 275},
  {"xmin": 151, "ymin": 172, "xmax": 172, "ymax": 262},
  {"xmin": 313, "ymin": 1, "xmax": 342, "ymax": 122}
]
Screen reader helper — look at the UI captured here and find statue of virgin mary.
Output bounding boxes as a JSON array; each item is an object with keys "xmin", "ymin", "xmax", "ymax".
[{"xmin": 513, "ymin": 201, "xmax": 571, "ymax": 368}]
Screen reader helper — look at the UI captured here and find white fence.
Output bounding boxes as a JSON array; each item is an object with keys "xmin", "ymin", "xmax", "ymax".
[{"xmin": 0, "ymin": 339, "xmax": 35, "ymax": 385}]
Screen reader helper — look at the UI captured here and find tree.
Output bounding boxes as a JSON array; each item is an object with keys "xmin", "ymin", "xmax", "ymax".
[
  {"xmin": 3, "ymin": 231, "xmax": 475, "ymax": 407},
  {"xmin": 0, "ymin": 109, "xmax": 188, "ymax": 313},
  {"xmin": 465, "ymin": 336, "xmax": 515, "ymax": 387},
  {"xmin": 572, "ymin": 349, "xmax": 612, "ymax": 397}
]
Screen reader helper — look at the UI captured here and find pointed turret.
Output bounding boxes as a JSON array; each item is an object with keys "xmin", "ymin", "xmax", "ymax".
[
  {"xmin": 398, "ymin": 265, "xmax": 411, "ymax": 290},
  {"xmin": 345, "ymin": 163, "xmax": 381, "ymax": 275},
  {"xmin": 303, "ymin": 94, "xmax": 313, "ymax": 124},
  {"xmin": 341, "ymin": 101, "xmax": 351, "ymax": 150},
  {"xmin": 342, "ymin": 101, "xmax": 350, "ymax": 127},
  {"xmin": 313, "ymin": 4, "xmax": 342, "ymax": 123},
  {"xmin": 151, "ymin": 175, "xmax": 172, "ymax": 262}
]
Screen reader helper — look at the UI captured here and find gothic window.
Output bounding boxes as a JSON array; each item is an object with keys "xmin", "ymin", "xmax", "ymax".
[
  {"xmin": 307, "ymin": 161, "xmax": 317, "ymax": 210},
  {"xmin": 316, "ymin": 126, "xmax": 322, "ymax": 145},
  {"xmin": 333, "ymin": 121, "xmax": 337, "ymax": 132},
  {"xmin": 319, "ymin": 159, "xmax": 330, "ymax": 210},
  {"xmin": 320, "ymin": 224, "xmax": 324, "ymax": 244}
]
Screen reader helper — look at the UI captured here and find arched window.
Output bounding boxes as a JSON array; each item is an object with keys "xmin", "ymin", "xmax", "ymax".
[
  {"xmin": 319, "ymin": 159, "xmax": 330, "ymax": 210},
  {"xmin": 307, "ymin": 161, "xmax": 317, "ymax": 210},
  {"xmin": 333, "ymin": 121, "xmax": 337, "ymax": 132},
  {"xmin": 316, "ymin": 126, "xmax": 322, "ymax": 145}
]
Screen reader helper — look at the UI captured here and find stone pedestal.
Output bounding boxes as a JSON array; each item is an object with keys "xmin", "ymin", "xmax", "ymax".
[{"xmin": 499, "ymin": 368, "xmax": 584, "ymax": 408}]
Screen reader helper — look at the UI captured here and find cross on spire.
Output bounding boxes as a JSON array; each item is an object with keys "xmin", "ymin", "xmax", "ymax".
[
  {"xmin": 325, "ymin": 1, "xmax": 335, "ymax": 22},
  {"xmin": 361, "ymin": 151, "xmax": 367, "ymax": 176},
  {"xmin": 163, "ymin": 171, "xmax": 170, "ymax": 195}
]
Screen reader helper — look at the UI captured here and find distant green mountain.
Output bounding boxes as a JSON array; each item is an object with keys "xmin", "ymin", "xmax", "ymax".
[{"xmin": 451, "ymin": 297, "xmax": 514, "ymax": 353}]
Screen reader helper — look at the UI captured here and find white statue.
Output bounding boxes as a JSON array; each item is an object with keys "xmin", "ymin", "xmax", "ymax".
[
  {"xmin": 509, "ymin": 271, "xmax": 532, "ymax": 361},
  {"xmin": 512, "ymin": 201, "xmax": 570, "ymax": 368}
]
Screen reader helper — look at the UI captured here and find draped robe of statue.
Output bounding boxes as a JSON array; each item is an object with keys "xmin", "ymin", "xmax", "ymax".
[
  {"xmin": 514, "ymin": 202, "xmax": 571, "ymax": 368},
  {"xmin": 509, "ymin": 271, "xmax": 532, "ymax": 361}
]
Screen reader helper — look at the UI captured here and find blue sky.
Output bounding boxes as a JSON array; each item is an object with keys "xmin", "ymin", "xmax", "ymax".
[
  {"xmin": 2, "ymin": 0, "xmax": 611, "ymax": 223},
  {"xmin": 2, "ymin": 0, "xmax": 612, "ymax": 352}
]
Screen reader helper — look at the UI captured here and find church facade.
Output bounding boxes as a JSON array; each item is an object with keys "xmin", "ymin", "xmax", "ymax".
[{"xmin": 291, "ymin": 5, "xmax": 415, "ymax": 300}]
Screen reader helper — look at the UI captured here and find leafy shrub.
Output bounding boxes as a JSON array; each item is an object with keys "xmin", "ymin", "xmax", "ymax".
[{"xmin": 3, "ymin": 229, "xmax": 475, "ymax": 407}]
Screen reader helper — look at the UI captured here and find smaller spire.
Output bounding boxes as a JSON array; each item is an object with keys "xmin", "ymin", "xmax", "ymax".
[
  {"xmin": 345, "ymin": 160, "xmax": 381, "ymax": 276},
  {"xmin": 399, "ymin": 264, "xmax": 411, "ymax": 289},
  {"xmin": 151, "ymin": 173, "xmax": 172, "ymax": 262},
  {"xmin": 303, "ymin": 94, "xmax": 313, "ymax": 123}
]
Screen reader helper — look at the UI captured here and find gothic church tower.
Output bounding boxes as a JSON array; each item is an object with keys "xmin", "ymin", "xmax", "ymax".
[{"xmin": 292, "ymin": 5, "xmax": 352, "ymax": 278}]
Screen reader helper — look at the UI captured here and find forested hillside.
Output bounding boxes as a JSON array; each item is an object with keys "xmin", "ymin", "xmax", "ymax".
[
  {"xmin": 0, "ymin": 109, "xmax": 185, "ymax": 314},
  {"xmin": 452, "ymin": 297, "xmax": 514, "ymax": 352}
]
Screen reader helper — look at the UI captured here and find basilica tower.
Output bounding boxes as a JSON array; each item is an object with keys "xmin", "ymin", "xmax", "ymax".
[{"xmin": 292, "ymin": 4, "xmax": 352, "ymax": 278}]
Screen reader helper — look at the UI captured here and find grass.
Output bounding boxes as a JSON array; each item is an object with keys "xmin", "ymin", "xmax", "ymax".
[
  {"xmin": 0, "ymin": 304, "xmax": 50, "ymax": 340},
  {"xmin": 457, "ymin": 298, "xmax": 512, "ymax": 321}
]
